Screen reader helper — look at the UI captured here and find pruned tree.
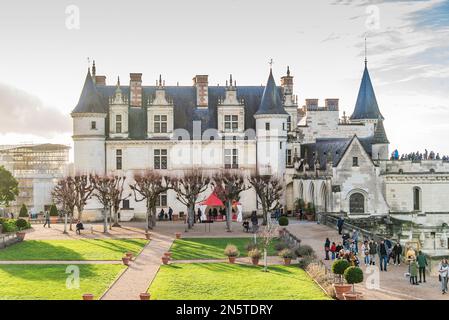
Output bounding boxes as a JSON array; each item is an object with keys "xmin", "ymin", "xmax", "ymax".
[
  {"xmin": 258, "ymin": 224, "xmax": 279, "ymax": 272},
  {"xmin": 52, "ymin": 176, "xmax": 77, "ymax": 231},
  {"xmin": 170, "ymin": 169, "xmax": 210, "ymax": 229},
  {"xmin": 0, "ymin": 166, "xmax": 18, "ymax": 208},
  {"xmin": 90, "ymin": 175, "xmax": 115, "ymax": 233},
  {"xmin": 212, "ymin": 170, "xmax": 251, "ymax": 232},
  {"xmin": 248, "ymin": 174, "xmax": 283, "ymax": 226},
  {"xmin": 73, "ymin": 174, "xmax": 94, "ymax": 222},
  {"xmin": 110, "ymin": 175, "xmax": 128, "ymax": 227},
  {"xmin": 130, "ymin": 170, "xmax": 170, "ymax": 230}
]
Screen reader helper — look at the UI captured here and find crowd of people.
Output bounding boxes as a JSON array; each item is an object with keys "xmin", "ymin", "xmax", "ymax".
[{"xmin": 390, "ymin": 149, "xmax": 449, "ymax": 161}]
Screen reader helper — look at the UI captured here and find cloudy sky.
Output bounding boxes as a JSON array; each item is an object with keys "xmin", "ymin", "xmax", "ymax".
[{"xmin": 0, "ymin": 0, "xmax": 448, "ymax": 161}]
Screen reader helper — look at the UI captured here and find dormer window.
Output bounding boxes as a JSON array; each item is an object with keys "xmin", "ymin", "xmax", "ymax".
[
  {"xmin": 91, "ymin": 121, "xmax": 97, "ymax": 130},
  {"xmin": 154, "ymin": 115, "xmax": 167, "ymax": 133},
  {"xmin": 116, "ymin": 115, "xmax": 122, "ymax": 133},
  {"xmin": 224, "ymin": 115, "xmax": 238, "ymax": 132},
  {"xmin": 265, "ymin": 122, "xmax": 270, "ymax": 131}
]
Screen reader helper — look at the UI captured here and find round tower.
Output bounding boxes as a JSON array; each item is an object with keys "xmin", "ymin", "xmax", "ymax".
[
  {"xmin": 254, "ymin": 68, "xmax": 289, "ymax": 176},
  {"xmin": 71, "ymin": 68, "xmax": 107, "ymax": 175}
]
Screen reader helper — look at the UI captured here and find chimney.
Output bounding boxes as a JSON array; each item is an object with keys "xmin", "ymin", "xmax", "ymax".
[
  {"xmin": 95, "ymin": 76, "xmax": 106, "ymax": 86},
  {"xmin": 325, "ymin": 98, "xmax": 339, "ymax": 110},
  {"xmin": 305, "ymin": 99, "xmax": 319, "ymax": 110},
  {"xmin": 130, "ymin": 73, "xmax": 143, "ymax": 107},
  {"xmin": 193, "ymin": 75, "xmax": 208, "ymax": 108},
  {"xmin": 280, "ymin": 66, "xmax": 294, "ymax": 95}
]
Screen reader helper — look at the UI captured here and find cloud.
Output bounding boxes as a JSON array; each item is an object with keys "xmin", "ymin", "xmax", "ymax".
[{"xmin": 0, "ymin": 83, "xmax": 71, "ymax": 137}]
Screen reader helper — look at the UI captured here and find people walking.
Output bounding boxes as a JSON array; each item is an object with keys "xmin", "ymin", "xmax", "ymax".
[
  {"xmin": 324, "ymin": 238, "xmax": 330, "ymax": 260},
  {"xmin": 392, "ymin": 243, "xmax": 402, "ymax": 265},
  {"xmin": 439, "ymin": 259, "xmax": 449, "ymax": 294},
  {"xmin": 369, "ymin": 240, "xmax": 377, "ymax": 265},
  {"xmin": 409, "ymin": 257, "xmax": 419, "ymax": 285},
  {"xmin": 168, "ymin": 207, "xmax": 173, "ymax": 221},
  {"xmin": 351, "ymin": 230, "xmax": 359, "ymax": 254},
  {"xmin": 330, "ymin": 242, "xmax": 337, "ymax": 260},
  {"xmin": 378, "ymin": 240, "xmax": 388, "ymax": 271},
  {"xmin": 43, "ymin": 210, "xmax": 51, "ymax": 228},
  {"xmin": 337, "ymin": 217, "xmax": 344, "ymax": 235},
  {"xmin": 417, "ymin": 251, "xmax": 428, "ymax": 283},
  {"xmin": 361, "ymin": 241, "xmax": 370, "ymax": 266}
]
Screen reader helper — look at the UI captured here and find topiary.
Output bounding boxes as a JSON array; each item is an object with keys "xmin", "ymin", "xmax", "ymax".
[
  {"xmin": 19, "ymin": 204, "xmax": 28, "ymax": 217},
  {"xmin": 332, "ymin": 259, "xmax": 350, "ymax": 283},
  {"xmin": 295, "ymin": 244, "xmax": 315, "ymax": 258},
  {"xmin": 49, "ymin": 204, "xmax": 59, "ymax": 217},
  {"xmin": 278, "ymin": 216, "xmax": 289, "ymax": 226},
  {"xmin": 224, "ymin": 244, "xmax": 240, "ymax": 257},
  {"xmin": 344, "ymin": 266, "xmax": 364, "ymax": 293},
  {"xmin": 16, "ymin": 218, "xmax": 30, "ymax": 230}
]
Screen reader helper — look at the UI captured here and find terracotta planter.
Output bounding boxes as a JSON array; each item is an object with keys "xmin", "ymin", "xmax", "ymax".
[
  {"xmin": 343, "ymin": 292, "xmax": 363, "ymax": 300},
  {"xmin": 251, "ymin": 258, "xmax": 259, "ymax": 265},
  {"xmin": 228, "ymin": 256, "xmax": 237, "ymax": 264},
  {"xmin": 175, "ymin": 232, "xmax": 181, "ymax": 239},
  {"xmin": 122, "ymin": 257, "xmax": 130, "ymax": 266},
  {"xmin": 50, "ymin": 216, "xmax": 59, "ymax": 224},
  {"xmin": 126, "ymin": 252, "xmax": 133, "ymax": 260},
  {"xmin": 16, "ymin": 232, "xmax": 26, "ymax": 241},
  {"xmin": 164, "ymin": 252, "xmax": 172, "ymax": 258},
  {"xmin": 82, "ymin": 294, "xmax": 94, "ymax": 300},
  {"xmin": 283, "ymin": 258, "xmax": 292, "ymax": 265},
  {"xmin": 161, "ymin": 256, "xmax": 169, "ymax": 265},
  {"xmin": 333, "ymin": 283, "xmax": 353, "ymax": 300},
  {"xmin": 145, "ymin": 233, "xmax": 151, "ymax": 240},
  {"xmin": 139, "ymin": 293, "xmax": 151, "ymax": 300}
]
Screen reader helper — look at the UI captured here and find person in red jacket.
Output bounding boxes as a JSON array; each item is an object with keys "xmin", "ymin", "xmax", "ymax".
[{"xmin": 330, "ymin": 242, "xmax": 337, "ymax": 260}]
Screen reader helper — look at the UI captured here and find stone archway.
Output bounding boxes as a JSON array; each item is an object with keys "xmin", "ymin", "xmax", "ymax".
[
  {"xmin": 349, "ymin": 192, "xmax": 365, "ymax": 214},
  {"xmin": 319, "ymin": 182, "xmax": 329, "ymax": 212}
]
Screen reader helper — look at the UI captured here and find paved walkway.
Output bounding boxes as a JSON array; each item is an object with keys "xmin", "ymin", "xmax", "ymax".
[
  {"xmin": 0, "ymin": 260, "xmax": 121, "ymax": 265},
  {"xmin": 287, "ymin": 222, "xmax": 448, "ymax": 300},
  {"xmin": 101, "ymin": 233, "xmax": 174, "ymax": 300}
]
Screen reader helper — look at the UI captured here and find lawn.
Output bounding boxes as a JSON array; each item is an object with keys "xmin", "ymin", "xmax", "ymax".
[
  {"xmin": 0, "ymin": 264, "xmax": 125, "ymax": 300},
  {"xmin": 0, "ymin": 239, "xmax": 148, "ymax": 261},
  {"xmin": 149, "ymin": 263, "xmax": 330, "ymax": 300},
  {"xmin": 169, "ymin": 237, "xmax": 281, "ymax": 260}
]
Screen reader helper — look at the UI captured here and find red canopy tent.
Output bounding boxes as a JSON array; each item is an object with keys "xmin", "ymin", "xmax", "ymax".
[{"xmin": 200, "ymin": 193, "xmax": 224, "ymax": 207}]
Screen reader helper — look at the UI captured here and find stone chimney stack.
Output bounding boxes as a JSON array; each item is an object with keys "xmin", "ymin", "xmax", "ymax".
[
  {"xmin": 193, "ymin": 75, "xmax": 209, "ymax": 108},
  {"xmin": 95, "ymin": 76, "xmax": 106, "ymax": 86},
  {"xmin": 305, "ymin": 99, "xmax": 319, "ymax": 110},
  {"xmin": 280, "ymin": 66, "xmax": 294, "ymax": 96},
  {"xmin": 130, "ymin": 73, "xmax": 143, "ymax": 107},
  {"xmin": 325, "ymin": 98, "xmax": 339, "ymax": 110}
]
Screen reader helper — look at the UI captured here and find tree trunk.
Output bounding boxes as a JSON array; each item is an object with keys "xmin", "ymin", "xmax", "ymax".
[
  {"xmin": 151, "ymin": 207, "xmax": 157, "ymax": 229},
  {"xmin": 187, "ymin": 205, "xmax": 195, "ymax": 229},
  {"xmin": 103, "ymin": 208, "xmax": 108, "ymax": 233},
  {"xmin": 226, "ymin": 200, "xmax": 232, "ymax": 232},
  {"xmin": 112, "ymin": 207, "xmax": 121, "ymax": 227},
  {"xmin": 262, "ymin": 205, "xmax": 268, "ymax": 226},
  {"xmin": 69, "ymin": 213, "xmax": 73, "ymax": 231},
  {"xmin": 146, "ymin": 207, "xmax": 151, "ymax": 230}
]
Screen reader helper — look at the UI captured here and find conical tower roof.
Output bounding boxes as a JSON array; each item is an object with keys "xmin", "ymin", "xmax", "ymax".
[
  {"xmin": 72, "ymin": 69, "xmax": 107, "ymax": 114},
  {"xmin": 254, "ymin": 69, "xmax": 288, "ymax": 116},
  {"xmin": 372, "ymin": 118, "xmax": 389, "ymax": 144},
  {"xmin": 350, "ymin": 63, "xmax": 383, "ymax": 120}
]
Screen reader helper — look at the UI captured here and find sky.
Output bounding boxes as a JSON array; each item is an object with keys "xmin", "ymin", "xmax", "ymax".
[{"xmin": 0, "ymin": 0, "xmax": 448, "ymax": 162}]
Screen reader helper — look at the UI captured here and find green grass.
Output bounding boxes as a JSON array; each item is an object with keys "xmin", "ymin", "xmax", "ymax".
[
  {"xmin": 169, "ymin": 237, "xmax": 280, "ymax": 260},
  {"xmin": 0, "ymin": 264, "xmax": 125, "ymax": 300},
  {"xmin": 149, "ymin": 263, "xmax": 330, "ymax": 300},
  {"xmin": 0, "ymin": 239, "xmax": 148, "ymax": 261}
]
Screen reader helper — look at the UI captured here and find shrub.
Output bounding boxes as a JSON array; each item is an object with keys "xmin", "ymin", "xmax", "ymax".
[
  {"xmin": 295, "ymin": 198, "xmax": 305, "ymax": 210},
  {"xmin": 295, "ymin": 245, "xmax": 315, "ymax": 258},
  {"xmin": 298, "ymin": 255, "xmax": 315, "ymax": 269},
  {"xmin": 245, "ymin": 242, "xmax": 258, "ymax": 252},
  {"xmin": 0, "ymin": 219, "xmax": 18, "ymax": 232},
  {"xmin": 16, "ymin": 218, "xmax": 30, "ymax": 230},
  {"xmin": 274, "ymin": 241, "xmax": 289, "ymax": 252},
  {"xmin": 278, "ymin": 248, "xmax": 295, "ymax": 259},
  {"xmin": 278, "ymin": 216, "xmax": 289, "ymax": 226},
  {"xmin": 19, "ymin": 204, "xmax": 29, "ymax": 217},
  {"xmin": 49, "ymin": 204, "xmax": 59, "ymax": 217},
  {"xmin": 332, "ymin": 259, "xmax": 350, "ymax": 283},
  {"xmin": 248, "ymin": 248, "xmax": 261, "ymax": 259},
  {"xmin": 344, "ymin": 266, "xmax": 364, "ymax": 291},
  {"xmin": 224, "ymin": 244, "xmax": 239, "ymax": 257}
]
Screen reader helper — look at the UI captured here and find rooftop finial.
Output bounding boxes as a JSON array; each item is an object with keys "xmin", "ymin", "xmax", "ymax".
[
  {"xmin": 92, "ymin": 60, "xmax": 96, "ymax": 77},
  {"xmin": 269, "ymin": 58, "xmax": 274, "ymax": 70},
  {"xmin": 159, "ymin": 74, "xmax": 162, "ymax": 87},
  {"xmin": 117, "ymin": 76, "xmax": 120, "ymax": 87},
  {"xmin": 287, "ymin": 66, "xmax": 290, "ymax": 76},
  {"xmin": 87, "ymin": 57, "xmax": 91, "ymax": 73},
  {"xmin": 364, "ymin": 37, "xmax": 367, "ymax": 67},
  {"xmin": 229, "ymin": 74, "xmax": 233, "ymax": 87}
]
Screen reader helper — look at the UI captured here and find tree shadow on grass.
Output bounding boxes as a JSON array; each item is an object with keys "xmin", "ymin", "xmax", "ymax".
[
  {"xmin": 0, "ymin": 241, "xmax": 85, "ymax": 261},
  {"xmin": 76, "ymin": 238, "xmax": 147, "ymax": 257}
]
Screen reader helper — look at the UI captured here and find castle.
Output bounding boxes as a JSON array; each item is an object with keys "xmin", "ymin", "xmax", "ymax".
[{"xmin": 71, "ymin": 60, "xmax": 449, "ymax": 254}]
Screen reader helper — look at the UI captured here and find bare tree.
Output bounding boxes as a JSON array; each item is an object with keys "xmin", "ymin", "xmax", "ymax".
[
  {"xmin": 248, "ymin": 174, "xmax": 283, "ymax": 226},
  {"xmin": 90, "ymin": 175, "xmax": 114, "ymax": 233},
  {"xmin": 258, "ymin": 224, "xmax": 279, "ymax": 272},
  {"xmin": 171, "ymin": 169, "xmax": 210, "ymax": 230},
  {"xmin": 73, "ymin": 174, "xmax": 94, "ymax": 222},
  {"xmin": 212, "ymin": 170, "xmax": 251, "ymax": 232},
  {"xmin": 52, "ymin": 176, "xmax": 76, "ymax": 232},
  {"xmin": 129, "ymin": 170, "xmax": 170, "ymax": 230},
  {"xmin": 110, "ymin": 175, "xmax": 128, "ymax": 227}
]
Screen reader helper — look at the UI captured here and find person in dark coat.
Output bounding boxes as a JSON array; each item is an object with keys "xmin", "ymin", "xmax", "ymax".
[
  {"xmin": 378, "ymin": 240, "xmax": 388, "ymax": 271},
  {"xmin": 417, "ymin": 251, "xmax": 428, "ymax": 283},
  {"xmin": 324, "ymin": 238, "xmax": 331, "ymax": 260},
  {"xmin": 250, "ymin": 211, "xmax": 258, "ymax": 232},
  {"xmin": 197, "ymin": 208, "xmax": 202, "ymax": 223},
  {"xmin": 393, "ymin": 243, "xmax": 402, "ymax": 265},
  {"xmin": 168, "ymin": 207, "xmax": 173, "ymax": 221},
  {"xmin": 337, "ymin": 217, "xmax": 344, "ymax": 235}
]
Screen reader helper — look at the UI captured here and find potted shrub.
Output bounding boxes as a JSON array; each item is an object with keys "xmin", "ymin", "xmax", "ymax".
[
  {"xmin": 278, "ymin": 216, "xmax": 289, "ymax": 236},
  {"xmin": 122, "ymin": 256, "xmax": 130, "ymax": 266},
  {"xmin": 49, "ymin": 204, "xmax": 59, "ymax": 223},
  {"xmin": 82, "ymin": 293, "xmax": 94, "ymax": 300},
  {"xmin": 161, "ymin": 255, "xmax": 169, "ymax": 265},
  {"xmin": 224, "ymin": 244, "xmax": 239, "ymax": 263},
  {"xmin": 278, "ymin": 248, "xmax": 295, "ymax": 265},
  {"xmin": 343, "ymin": 266, "xmax": 364, "ymax": 300},
  {"xmin": 125, "ymin": 252, "xmax": 134, "ymax": 260},
  {"xmin": 19, "ymin": 204, "xmax": 29, "ymax": 219},
  {"xmin": 331, "ymin": 259, "xmax": 352, "ymax": 300},
  {"xmin": 139, "ymin": 292, "xmax": 151, "ymax": 300},
  {"xmin": 248, "ymin": 248, "xmax": 261, "ymax": 265},
  {"xmin": 305, "ymin": 203, "xmax": 315, "ymax": 221},
  {"xmin": 175, "ymin": 232, "xmax": 182, "ymax": 239}
]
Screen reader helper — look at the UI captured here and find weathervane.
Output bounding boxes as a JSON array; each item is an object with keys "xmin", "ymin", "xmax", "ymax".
[
  {"xmin": 269, "ymin": 58, "xmax": 274, "ymax": 69},
  {"xmin": 364, "ymin": 37, "xmax": 367, "ymax": 66}
]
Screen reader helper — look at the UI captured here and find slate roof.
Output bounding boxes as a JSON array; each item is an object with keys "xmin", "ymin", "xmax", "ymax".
[
  {"xmin": 72, "ymin": 70, "xmax": 108, "ymax": 114},
  {"xmin": 254, "ymin": 69, "xmax": 288, "ymax": 116},
  {"xmin": 350, "ymin": 64, "xmax": 384, "ymax": 120},
  {"xmin": 372, "ymin": 118, "xmax": 389, "ymax": 144},
  {"xmin": 301, "ymin": 136, "xmax": 374, "ymax": 170}
]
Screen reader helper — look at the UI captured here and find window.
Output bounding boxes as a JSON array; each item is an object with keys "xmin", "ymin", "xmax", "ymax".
[
  {"xmin": 349, "ymin": 193, "xmax": 365, "ymax": 213},
  {"xmin": 116, "ymin": 114, "xmax": 122, "ymax": 133},
  {"xmin": 154, "ymin": 149, "xmax": 168, "ymax": 169},
  {"xmin": 286, "ymin": 149, "xmax": 292, "ymax": 166},
  {"xmin": 280, "ymin": 142, "xmax": 283, "ymax": 149},
  {"xmin": 224, "ymin": 115, "xmax": 238, "ymax": 132},
  {"xmin": 265, "ymin": 122, "xmax": 270, "ymax": 131},
  {"xmin": 224, "ymin": 149, "xmax": 238, "ymax": 169},
  {"xmin": 154, "ymin": 115, "xmax": 168, "ymax": 133},
  {"xmin": 91, "ymin": 121, "xmax": 97, "ymax": 130},
  {"xmin": 413, "ymin": 187, "xmax": 421, "ymax": 211},
  {"xmin": 122, "ymin": 199, "xmax": 130, "ymax": 210},
  {"xmin": 287, "ymin": 116, "xmax": 292, "ymax": 131},
  {"xmin": 156, "ymin": 192, "xmax": 167, "ymax": 207},
  {"xmin": 116, "ymin": 149, "xmax": 122, "ymax": 170},
  {"xmin": 352, "ymin": 157, "xmax": 359, "ymax": 167}
]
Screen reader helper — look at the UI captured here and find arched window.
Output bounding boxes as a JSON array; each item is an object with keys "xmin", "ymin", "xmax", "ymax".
[
  {"xmin": 349, "ymin": 193, "xmax": 365, "ymax": 213},
  {"xmin": 413, "ymin": 187, "xmax": 422, "ymax": 211}
]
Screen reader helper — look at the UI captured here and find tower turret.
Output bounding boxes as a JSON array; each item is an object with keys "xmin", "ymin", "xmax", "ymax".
[{"xmin": 371, "ymin": 117, "xmax": 389, "ymax": 160}]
